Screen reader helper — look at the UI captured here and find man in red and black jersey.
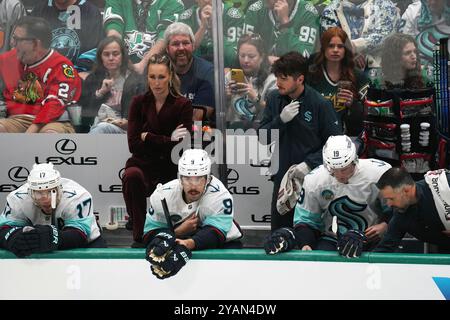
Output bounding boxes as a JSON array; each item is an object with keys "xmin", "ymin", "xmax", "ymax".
[{"xmin": 0, "ymin": 16, "xmax": 81, "ymax": 133}]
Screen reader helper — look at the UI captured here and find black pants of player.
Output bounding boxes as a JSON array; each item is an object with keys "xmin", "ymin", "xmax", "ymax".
[{"xmin": 270, "ymin": 179, "xmax": 294, "ymax": 231}]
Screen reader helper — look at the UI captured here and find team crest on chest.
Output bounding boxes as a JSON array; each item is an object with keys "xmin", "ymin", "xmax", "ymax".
[{"xmin": 321, "ymin": 189, "xmax": 334, "ymax": 201}]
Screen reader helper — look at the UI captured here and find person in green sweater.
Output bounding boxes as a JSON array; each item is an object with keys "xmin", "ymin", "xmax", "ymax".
[
  {"xmin": 243, "ymin": 0, "xmax": 320, "ymax": 63},
  {"xmin": 180, "ymin": 0, "xmax": 245, "ymax": 67}
]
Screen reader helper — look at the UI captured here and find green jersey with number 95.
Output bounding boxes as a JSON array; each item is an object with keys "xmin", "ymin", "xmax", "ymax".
[
  {"xmin": 180, "ymin": 3, "xmax": 244, "ymax": 67},
  {"xmin": 243, "ymin": 0, "xmax": 319, "ymax": 58}
]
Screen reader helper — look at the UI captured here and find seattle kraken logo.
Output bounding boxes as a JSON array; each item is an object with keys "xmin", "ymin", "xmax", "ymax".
[
  {"xmin": 329, "ymin": 196, "xmax": 368, "ymax": 233},
  {"xmin": 304, "ymin": 111, "xmax": 312, "ymax": 122}
]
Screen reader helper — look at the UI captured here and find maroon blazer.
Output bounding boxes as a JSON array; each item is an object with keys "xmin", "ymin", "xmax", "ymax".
[{"xmin": 125, "ymin": 91, "xmax": 193, "ymax": 181}]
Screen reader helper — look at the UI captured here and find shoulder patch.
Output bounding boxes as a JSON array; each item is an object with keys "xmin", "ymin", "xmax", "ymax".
[
  {"xmin": 62, "ymin": 64, "xmax": 75, "ymax": 79},
  {"xmin": 248, "ymin": 0, "xmax": 263, "ymax": 12},
  {"xmin": 180, "ymin": 8, "xmax": 193, "ymax": 20},
  {"xmin": 227, "ymin": 7, "xmax": 243, "ymax": 19}
]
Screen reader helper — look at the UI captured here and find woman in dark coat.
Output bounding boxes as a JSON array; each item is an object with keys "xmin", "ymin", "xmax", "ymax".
[{"xmin": 122, "ymin": 53, "xmax": 193, "ymax": 247}]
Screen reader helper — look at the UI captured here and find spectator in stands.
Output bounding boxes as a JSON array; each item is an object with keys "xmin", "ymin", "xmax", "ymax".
[
  {"xmin": 0, "ymin": 16, "xmax": 81, "ymax": 133},
  {"xmin": 243, "ymin": 0, "xmax": 320, "ymax": 63},
  {"xmin": 374, "ymin": 167, "xmax": 450, "ymax": 253},
  {"xmin": 30, "ymin": 0, "xmax": 104, "ymax": 75},
  {"xmin": 400, "ymin": 0, "xmax": 448, "ymax": 36},
  {"xmin": 122, "ymin": 53, "xmax": 193, "ymax": 248},
  {"xmin": 258, "ymin": 51, "xmax": 341, "ymax": 231},
  {"xmin": 79, "ymin": 36, "xmax": 140, "ymax": 134},
  {"xmin": 144, "ymin": 149, "xmax": 242, "ymax": 279},
  {"xmin": 103, "ymin": 0, "xmax": 184, "ymax": 75},
  {"xmin": 307, "ymin": 27, "xmax": 369, "ymax": 136},
  {"xmin": 0, "ymin": 162, "xmax": 106, "ymax": 258},
  {"xmin": 369, "ymin": 33, "xmax": 433, "ymax": 89},
  {"xmin": 164, "ymin": 22, "xmax": 215, "ymax": 121},
  {"xmin": 400, "ymin": 0, "xmax": 449, "ymax": 66},
  {"xmin": 225, "ymin": 33, "xmax": 276, "ymax": 129},
  {"xmin": 264, "ymin": 135, "xmax": 391, "ymax": 258},
  {"xmin": 321, "ymin": 0, "xmax": 400, "ymax": 70},
  {"xmin": 179, "ymin": 0, "xmax": 245, "ymax": 67},
  {"xmin": 0, "ymin": 0, "xmax": 26, "ymax": 54}
]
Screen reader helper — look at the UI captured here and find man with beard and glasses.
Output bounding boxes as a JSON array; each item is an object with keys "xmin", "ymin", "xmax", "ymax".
[
  {"xmin": 142, "ymin": 149, "xmax": 242, "ymax": 279},
  {"xmin": 164, "ymin": 22, "xmax": 215, "ymax": 122},
  {"xmin": 374, "ymin": 167, "xmax": 450, "ymax": 253},
  {"xmin": 0, "ymin": 16, "xmax": 81, "ymax": 133},
  {"xmin": 258, "ymin": 51, "xmax": 341, "ymax": 231}
]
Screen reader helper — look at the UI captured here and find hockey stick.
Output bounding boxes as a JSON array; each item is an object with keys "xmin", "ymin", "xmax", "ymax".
[
  {"xmin": 156, "ymin": 184, "xmax": 174, "ymax": 232},
  {"xmin": 161, "ymin": 197, "xmax": 174, "ymax": 232}
]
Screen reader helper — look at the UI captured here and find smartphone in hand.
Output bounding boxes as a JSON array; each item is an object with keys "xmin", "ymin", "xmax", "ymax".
[{"xmin": 231, "ymin": 68, "xmax": 245, "ymax": 83}]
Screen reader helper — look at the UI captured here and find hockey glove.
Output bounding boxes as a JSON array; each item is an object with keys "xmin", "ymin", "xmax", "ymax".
[
  {"xmin": 20, "ymin": 225, "xmax": 59, "ymax": 254},
  {"xmin": 146, "ymin": 230, "xmax": 176, "ymax": 264},
  {"xmin": 150, "ymin": 244, "xmax": 192, "ymax": 279},
  {"xmin": 264, "ymin": 228, "xmax": 296, "ymax": 255},
  {"xmin": 337, "ymin": 229, "xmax": 367, "ymax": 258},
  {"xmin": 4, "ymin": 227, "xmax": 36, "ymax": 258}
]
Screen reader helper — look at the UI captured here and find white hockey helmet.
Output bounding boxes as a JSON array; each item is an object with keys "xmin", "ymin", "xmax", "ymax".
[
  {"xmin": 28, "ymin": 162, "xmax": 62, "ymax": 210},
  {"xmin": 178, "ymin": 149, "xmax": 211, "ymax": 177},
  {"xmin": 322, "ymin": 135, "xmax": 357, "ymax": 170},
  {"xmin": 28, "ymin": 162, "xmax": 61, "ymax": 190}
]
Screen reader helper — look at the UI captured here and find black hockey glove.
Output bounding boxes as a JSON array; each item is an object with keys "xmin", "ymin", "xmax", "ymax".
[
  {"xmin": 20, "ymin": 225, "xmax": 59, "ymax": 254},
  {"xmin": 264, "ymin": 227, "xmax": 296, "ymax": 255},
  {"xmin": 4, "ymin": 227, "xmax": 36, "ymax": 258},
  {"xmin": 337, "ymin": 229, "xmax": 367, "ymax": 258},
  {"xmin": 146, "ymin": 230, "xmax": 176, "ymax": 264},
  {"xmin": 150, "ymin": 244, "xmax": 192, "ymax": 279}
]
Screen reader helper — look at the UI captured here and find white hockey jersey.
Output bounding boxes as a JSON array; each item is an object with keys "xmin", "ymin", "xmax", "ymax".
[
  {"xmin": 294, "ymin": 159, "xmax": 391, "ymax": 238},
  {"xmin": 144, "ymin": 176, "xmax": 242, "ymax": 242},
  {"xmin": 0, "ymin": 178, "xmax": 100, "ymax": 242}
]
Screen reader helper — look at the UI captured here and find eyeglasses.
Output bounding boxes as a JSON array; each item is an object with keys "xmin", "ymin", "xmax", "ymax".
[{"xmin": 11, "ymin": 35, "xmax": 35, "ymax": 44}]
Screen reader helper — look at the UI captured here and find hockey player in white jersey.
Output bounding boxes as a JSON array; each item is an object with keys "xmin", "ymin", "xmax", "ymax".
[
  {"xmin": 0, "ymin": 162, "xmax": 104, "ymax": 257},
  {"xmin": 264, "ymin": 135, "xmax": 391, "ymax": 258},
  {"xmin": 144, "ymin": 149, "xmax": 242, "ymax": 279}
]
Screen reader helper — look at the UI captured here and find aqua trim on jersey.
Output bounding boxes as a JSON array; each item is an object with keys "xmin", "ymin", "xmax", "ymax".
[
  {"xmin": 64, "ymin": 216, "xmax": 94, "ymax": 237},
  {"xmin": 294, "ymin": 207, "xmax": 325, "ymax": 232},
  {"xmin": 143, "ymin": 216, "xmax": 168, "ymax": 234},
  {"xmin": 203, "ymin": 214, "xmax": 233, "ymax": 235},
  {"xmin": 0, "ymin": 215, "xmax": 28, "ymax": 228}
]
